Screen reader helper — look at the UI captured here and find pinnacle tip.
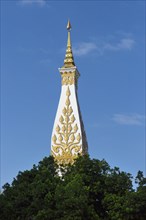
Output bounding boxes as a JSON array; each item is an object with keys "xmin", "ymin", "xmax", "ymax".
[{"xmin": 67, "ymin": 20, "xmax": 71, "ymax": 31}]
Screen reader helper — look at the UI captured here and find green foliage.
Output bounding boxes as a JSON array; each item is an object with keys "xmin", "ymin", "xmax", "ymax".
[{"xmin": 0, "ymin": 155, "xmax": 146, "ymax": 220}]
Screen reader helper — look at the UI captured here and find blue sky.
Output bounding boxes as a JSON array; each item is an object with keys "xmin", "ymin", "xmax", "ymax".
[{"xmin": 1, "ymin": 0, "xmax": 145, "ymax": 188}]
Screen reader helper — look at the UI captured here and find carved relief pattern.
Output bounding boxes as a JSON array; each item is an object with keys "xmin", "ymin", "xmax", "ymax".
[
  {"xmin": 61, "ymin": 71, "xmax": 78, "ymax": 85},
  {"xmin": 51, "ymin": 87, "xmax": 82, "ymax": 164}
]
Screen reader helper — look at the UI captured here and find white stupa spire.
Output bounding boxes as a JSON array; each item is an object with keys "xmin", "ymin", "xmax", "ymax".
[{"xmin": 51, "ymin": 20, "xmax": 88, "ymax": 164}]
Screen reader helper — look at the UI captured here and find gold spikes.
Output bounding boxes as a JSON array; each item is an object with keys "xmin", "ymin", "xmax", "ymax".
[{"xmin": 63, "ymin": 20, "xmax": 75, "ymax": 68}]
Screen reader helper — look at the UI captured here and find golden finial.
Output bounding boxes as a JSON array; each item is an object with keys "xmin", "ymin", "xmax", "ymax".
[
  {"xmin": 67, "ymin": 20, "xmax": 71, "ymax": 31},
  {"xmin": 63, "ymin": 20, "xmax": 75, "ymax": 68}
]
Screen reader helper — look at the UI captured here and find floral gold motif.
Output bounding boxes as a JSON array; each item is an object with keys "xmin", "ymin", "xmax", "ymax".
[
  {"xmin": 61, "ymin": 71, "xmax": 79, "ymax": 85},
  {"xmin": 51, "ymin": 87, "xmax": 82, "ymax": 164}
]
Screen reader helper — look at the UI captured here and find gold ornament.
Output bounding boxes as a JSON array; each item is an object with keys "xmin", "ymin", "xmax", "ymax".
[
  {"xmin": 51, "ymin": 87, "xmax": 82, "ymax": 164},
  {"xmin": 61, "ymin": 71, "xmax": 79, "ymax": 85},
  {"xmin": 63, "ymin": 20, "xmax": 75, "ymax": 68}
]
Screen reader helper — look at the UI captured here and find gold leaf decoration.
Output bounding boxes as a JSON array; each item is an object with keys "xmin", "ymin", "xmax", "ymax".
[
  {"xmin": 58, "ymin": 134, "xmax": 63, "ymax": 142},
  {"xmin": 70, "ymin": 134, "xmax": 75, "ymax": 142},
  {"xmin": 61, "ymin": 71, "xmax": 79, "ymax": 86},
  {"xmin": 71, "ymin": 115, "xmax": 75, "ymax": 123},
  {"xmin": 68, "ymin": 107, "xmax": 73, "ymax": 116},
  {"xmin": 52, "ymin": 135, "xmax": 57, "ymax": 142},
  {"xmin": 66, "ymin": 87, "xmax": 71, "ymax": 96},
  {"xmin": 59, "ymin": 116, "xmax": 64, "ymax": 124},
  {"xmin": 74, "ymin": 124, "xmax": 78, "ymax": 132},
  {"xmin": 68, "ymin": 124, "xmax": 72, "ymax": 133},
  {"xmin": 76, "ymin": 133, "xmax": 81, "ymax": 142},
  {"xmin": 52, "ymin": 86, "xmax": 82, "ymax": 164},
  {"xmin": 62, "ymin": 125, "xmax": 66, "ymax": 132},
  {"xmin": 62, "ymin": 107, "xmax": 67, "ymax": 115},
  {"xmin": 56, "ymin": 125, "xmax": 60, "ymax": 133}
]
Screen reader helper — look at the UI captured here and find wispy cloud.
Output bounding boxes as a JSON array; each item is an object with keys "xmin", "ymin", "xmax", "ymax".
[
  {"xmin": 73, "ymin": 34, "xmax": 135, "ymax": 57},
  {"xmin": 73, "ymin": 42, "xmax": 97, "ymax": 56},
  {"xmin": 18, "ymin": 0, "xmax": 47, "ymax": 7},
  {"xmin": 103, "ymin": 38, "xmax": 135, "ymax": 51},
  {"xmin": 112, "ymin": 113, "xmax": 145, "ymax": 126}
]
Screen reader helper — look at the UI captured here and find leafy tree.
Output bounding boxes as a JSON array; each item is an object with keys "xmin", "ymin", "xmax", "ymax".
[
  {"xmin": 0, "ymin": 156, "xmax": 59, "ymax": 220},
  {"xmin": 0, "ymin": 155, "xmax": 146, "ymax": 220}
]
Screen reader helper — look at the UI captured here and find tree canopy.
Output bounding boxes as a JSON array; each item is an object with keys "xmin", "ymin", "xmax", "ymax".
[{"xmin": 0, "ymin": 155, "xmax": 146, "ymax": 220}]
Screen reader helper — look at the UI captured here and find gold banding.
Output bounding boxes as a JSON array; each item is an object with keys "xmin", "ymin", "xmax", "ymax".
[{"xmin": 61, "ymin": 71, "xmax": 79, "ymax": 85}]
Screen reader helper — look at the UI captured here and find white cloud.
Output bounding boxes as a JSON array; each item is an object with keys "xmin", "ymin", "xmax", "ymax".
[
  {"xmin": 72, "ymin": 37, "xmax": 135, "ymax": 57},
  {"xmin": 103, "ymin": 38, "xmax": 135, "ymax": 51},
  {"xmin": 112, "ymin": 113, "xmax": 145, "ymax": 126},
  {"xmin": 73, "ymin": 42, "xmax": 97, "ymax": 56},
  {"xmin": 18, "ymin": 0, "xmax": 46, "ymax": 7}
]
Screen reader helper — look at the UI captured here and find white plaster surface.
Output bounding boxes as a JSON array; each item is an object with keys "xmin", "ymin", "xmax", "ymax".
[{"xmin": 51, "ymin": 83, "xmax": 83, "ymax": 155}]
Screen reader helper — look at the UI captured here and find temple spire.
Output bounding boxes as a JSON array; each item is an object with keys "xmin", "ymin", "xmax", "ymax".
[
  {"xmin": 51, "ymin": 21, "xmax": 88, "ymax": 165},
  {"xmin": 64, "ymin": 20, "xmax": 75, "ymax": 68}
]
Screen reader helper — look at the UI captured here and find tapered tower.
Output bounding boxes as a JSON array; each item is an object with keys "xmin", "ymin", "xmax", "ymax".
[{"xmin": 51, "ymin": 21, "xmax": 88, "ymax": 164}]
